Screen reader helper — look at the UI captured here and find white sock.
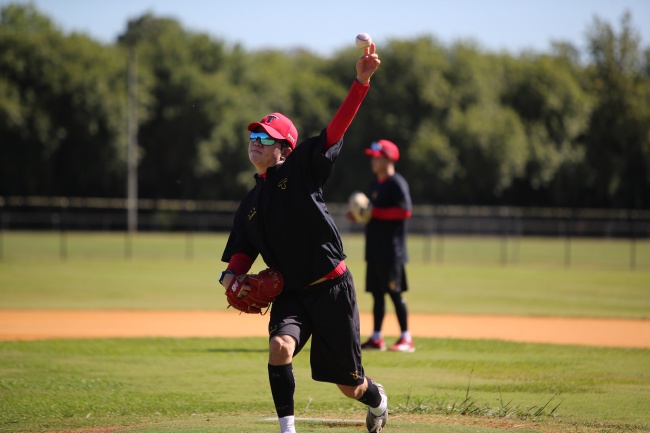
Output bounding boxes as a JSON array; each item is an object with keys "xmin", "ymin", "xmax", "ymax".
[
  {"xmin": 371, "ymin": 331, "xmax": 383, "ymax": 341},
  {"xmin": 401, "ymin": 331, "xmax": 412, "ymax": 342},
  {"xmin": 279, "ymin": 415, "xmax": 296, "ymax": 433},
  {"xmin": 369, "ymin": 393, "xmax": 388, "ymax": 416}
]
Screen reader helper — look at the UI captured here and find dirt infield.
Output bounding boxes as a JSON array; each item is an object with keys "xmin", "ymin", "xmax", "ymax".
[{"xmin": 1, "ymin": 310, "xmax": 649, "ymax": 348}]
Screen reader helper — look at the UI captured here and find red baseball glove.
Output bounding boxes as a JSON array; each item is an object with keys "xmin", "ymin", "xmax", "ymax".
[{"xmin": 224, "ymin": 268, "xmax": 283, "ymax": 315}]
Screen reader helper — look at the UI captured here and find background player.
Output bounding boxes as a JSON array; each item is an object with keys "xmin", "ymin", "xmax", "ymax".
[
  {"xmin": 355, "ymin": 139, "xmax": 414, "ymax": 352},
  {"xmin": 219, "ymin": 42, "xmax": 388, "ymax": 433}
]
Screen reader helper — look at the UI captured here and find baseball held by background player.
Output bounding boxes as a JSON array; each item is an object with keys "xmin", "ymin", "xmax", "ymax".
[
  {"xmin": 349, "ymin": 139, "xmax": 415, "ymax": 353},
  {"xmin": 219, "ymin": 37, "xmax": 388, "ymax": 433}
]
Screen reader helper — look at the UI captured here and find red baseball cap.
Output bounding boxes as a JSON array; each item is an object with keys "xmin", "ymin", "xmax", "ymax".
[
  {"xmin": 364, "ymin": 139, "xmax": 399, "ymax": 162},
  {"xmin": 247, "ymin": 112, "xmax": 298, "ymax": 149}
]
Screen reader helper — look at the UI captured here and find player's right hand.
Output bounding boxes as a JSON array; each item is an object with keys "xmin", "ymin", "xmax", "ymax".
[{"xmin": 356, "ymin": 43, "xmax": 380, "ymax": 85}]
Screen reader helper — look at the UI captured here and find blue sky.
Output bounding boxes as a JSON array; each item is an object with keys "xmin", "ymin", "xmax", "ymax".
[{"xmin": 3, "ymin": 0, "xmax": 649, "ymax": 56}]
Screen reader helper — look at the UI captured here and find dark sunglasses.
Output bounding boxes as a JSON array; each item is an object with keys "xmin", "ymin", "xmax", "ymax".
[{"xmin": 250, "ymin": 131, "xmax": 278, "ymax": 146}]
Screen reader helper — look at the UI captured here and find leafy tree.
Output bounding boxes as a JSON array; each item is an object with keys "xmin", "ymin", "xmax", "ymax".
[
  {"xmin": 584, "ymin": 12, "xmax": 650, "ymax": 208},
  {"xmin": 437, "ymin": 44, "xmax": 529, "ymax": 203},
  {"xmin": 2, "ymin": 4, "xmax": 649, "ymax": 211},
  {"xmin": 117, "ymin": 14, "xmax": 227, "ymax": 200},
  {"xmin": 500, "ymin": 53, "xmax": 592, "ymax": 206},
  {"xmin": 0, "ymin": 4, "xmax": 126, "ymax": 197}
]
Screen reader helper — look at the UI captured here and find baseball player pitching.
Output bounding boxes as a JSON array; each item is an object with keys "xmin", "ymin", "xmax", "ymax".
[{"xmin": 219, "ymin": 38, "xmax": 387, "ymax": 432}]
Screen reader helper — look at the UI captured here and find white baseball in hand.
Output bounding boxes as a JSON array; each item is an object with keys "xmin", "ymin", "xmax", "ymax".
[{"xmin": 356, "ymin": 33, "xmax": 372, "ymax": 49}]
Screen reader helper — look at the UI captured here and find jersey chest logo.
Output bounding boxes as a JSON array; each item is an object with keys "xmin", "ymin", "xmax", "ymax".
[
  {"xmin": 278, "ymin": 178, "xmax": 288, "ymax": 190},
  {"xmin": 248, "ymin": 207, "xmax": 257, "ymax": 220}
]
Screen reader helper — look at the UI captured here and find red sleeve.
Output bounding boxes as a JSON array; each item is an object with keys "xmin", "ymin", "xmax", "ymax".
[
  {"xmin": 323, "ymin": 80, "xmax": 370, "ymax": 151},
  {"xmin": 226, "ymin": 252, "xmax": 254, "ymax": 275},
  {"xmin": 371, "ymin": 207, "xmax": 412, "ymax": 221}
]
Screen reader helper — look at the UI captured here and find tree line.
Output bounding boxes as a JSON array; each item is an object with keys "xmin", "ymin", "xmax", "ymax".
[{"xmin": 1, "ymin": 4, "xmax": 649, "ymax": 209}]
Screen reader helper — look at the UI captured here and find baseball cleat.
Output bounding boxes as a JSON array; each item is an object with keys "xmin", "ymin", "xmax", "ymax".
[
  {"xmin": 361, "ymin": 337, "xmax": 386, "ymax": 351},
  {"xmin": 366, "ymin": 380, "xmax": 387, "ymax": 432},
  {"xmin": 388, "ymin": 337, "xmax": 415, "ymax": 352}
]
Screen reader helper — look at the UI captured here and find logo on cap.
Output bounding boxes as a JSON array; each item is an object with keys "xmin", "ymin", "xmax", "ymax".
[{"xmin": 262, "ymin": 114, "xmax": 279, "ymax": 124}]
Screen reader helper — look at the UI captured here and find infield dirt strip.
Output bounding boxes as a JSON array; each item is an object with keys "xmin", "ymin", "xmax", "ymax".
[{"xmin": 1, "ymin": 310, "xmax": 649, "ymax": 348}]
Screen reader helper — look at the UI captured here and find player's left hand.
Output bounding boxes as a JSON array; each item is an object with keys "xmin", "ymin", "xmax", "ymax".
[
  {"xmin": 356, "ymin": 43, "xmax": 381, "ymax": 85},
  {"xmin": 237, "ymin": 284, "xmax": 252, "ymax": 298},
  {"xmin": 224, "ymin": 268, "xmax": 284, "ymax": 315}
]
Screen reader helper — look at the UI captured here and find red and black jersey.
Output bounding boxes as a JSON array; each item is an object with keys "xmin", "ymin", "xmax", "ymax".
[
  {"xmin": 222, "ymin": 129, "xmax": 346, "ymax": 290},
  {"xmin": 365, "ymin": 172, "xmax": 412, "ymax": 263}
]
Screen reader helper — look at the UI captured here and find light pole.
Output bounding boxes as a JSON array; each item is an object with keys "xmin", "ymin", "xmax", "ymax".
[{"xmin": 127, "ymin": 46, "xmax": 138, "ymax": 234}]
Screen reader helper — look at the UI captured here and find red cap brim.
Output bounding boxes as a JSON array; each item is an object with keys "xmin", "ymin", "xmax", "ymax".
[
  {"xmin": 365, "ymin": 149, "xmax": 385, "ymax": 158},
  {"xmin": 247, "ymin": 122, "xmax": 286, "ymax": 140}
]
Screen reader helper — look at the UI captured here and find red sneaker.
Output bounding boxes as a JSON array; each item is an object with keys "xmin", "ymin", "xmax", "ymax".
[
  {"xmin": 361, "ymin": 337, "xmax": 386, "ymax": 351},
  {"xmin": 388, "ymin": 337, "xmax": 415, "ymax": 352}
]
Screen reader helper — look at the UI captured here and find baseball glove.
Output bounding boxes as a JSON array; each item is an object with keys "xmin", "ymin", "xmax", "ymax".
[
  {"xmin": 348, "ymin": 191, "xmax": 372, "ymax": 224},
  {"xmin": 225, "ymin": 268, "xmax": 283, "ymax": 315}
]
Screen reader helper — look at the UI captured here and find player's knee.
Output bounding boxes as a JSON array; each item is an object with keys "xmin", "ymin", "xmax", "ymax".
[
  {"xmin": 337, "ymin": 382, "xmax": 365, "ymax": 399},
  {"xmin": 269, "ymin": 335, "xmax": 295, "ymax": 364}
]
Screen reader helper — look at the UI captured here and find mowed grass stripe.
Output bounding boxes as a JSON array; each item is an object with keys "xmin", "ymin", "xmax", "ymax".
[
  {"xmin": 0, "ymin": 337, "xmax": 649, "ymax": 433},
  {"xmin": 1, "ymin": 232, "xmax": 648, "ymax": 317}
]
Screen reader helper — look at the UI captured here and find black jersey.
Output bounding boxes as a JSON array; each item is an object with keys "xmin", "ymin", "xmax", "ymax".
[
  {"xmin": 364, "ymin": 172, "xmax": 411, "ymax": 264},
  {"xmin": 222, "ymin": 130, "xmax": 346, "ymax": 290}
]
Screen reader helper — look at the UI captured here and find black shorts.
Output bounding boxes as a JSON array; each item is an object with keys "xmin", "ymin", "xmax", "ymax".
[
  {"xmin": 365, "ymin": 261, "xmax": 408, "ymax": 294},
  {"xmin": 268, "ymin": 270, "xmax": 365, "ymax": 386}
]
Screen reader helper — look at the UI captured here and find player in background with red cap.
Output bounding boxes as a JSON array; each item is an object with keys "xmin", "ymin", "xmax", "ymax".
[
  {"xmin": 357, "ymin": 139, "xmax": 414, "ymax": 352},
  {"xmin": 219, "ymin": 43, "xmax": 388, "ymax": 433}
]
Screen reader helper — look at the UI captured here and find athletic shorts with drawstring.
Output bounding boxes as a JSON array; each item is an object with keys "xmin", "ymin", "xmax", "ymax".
[{"xmin": 268, "ymin": 269, "xmax": 365, "ymax": 386}]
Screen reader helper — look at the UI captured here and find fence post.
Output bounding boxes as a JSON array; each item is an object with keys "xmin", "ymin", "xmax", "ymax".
[
  {"xmin": 0, "ymin": 213, "xmax": 10, "ymax": 261},
  {"xmin": 563, "ymin": 212, "xmax": 572, "ymax": 268},
  {"xmin": 0, "ymin": 213, "xmax": 4, "ymax": 261},
  {"xmin": 500, "ymin": 210, "xmax": 508, "ymax": 266},
  {"xmin": 512, "ymin": 214, "xmax": 521, "ymax": 265},
  {"xmin": 436, "ymin": 216, "xmax": 445, "ymax": 264},
  {"xmin": 630, "ymin": 210, "xmax": 637, "ymax": 270},
  {"xmin": 422, "ymin": 214, "xmax": 432, "ymax": 263}
]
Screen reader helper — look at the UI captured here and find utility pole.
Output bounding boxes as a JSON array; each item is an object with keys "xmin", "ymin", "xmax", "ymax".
[{"xmin": 127, "ymin": 46, "xmax": 138, "ymax": 233}]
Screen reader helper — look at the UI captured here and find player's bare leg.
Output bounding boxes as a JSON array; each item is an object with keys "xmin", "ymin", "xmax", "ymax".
[{"xmin": 337, "ymin": 378, "xmax": 388, "ymax": 432}]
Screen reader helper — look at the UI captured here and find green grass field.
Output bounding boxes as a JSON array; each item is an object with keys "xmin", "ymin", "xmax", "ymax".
[
  {"xmin": 1, "ymin": 231, "xmax": 649, "ymax": 433},
  {"xmin": 1, "ymin": 232, "xmax": 648, "ymax": 317}
]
